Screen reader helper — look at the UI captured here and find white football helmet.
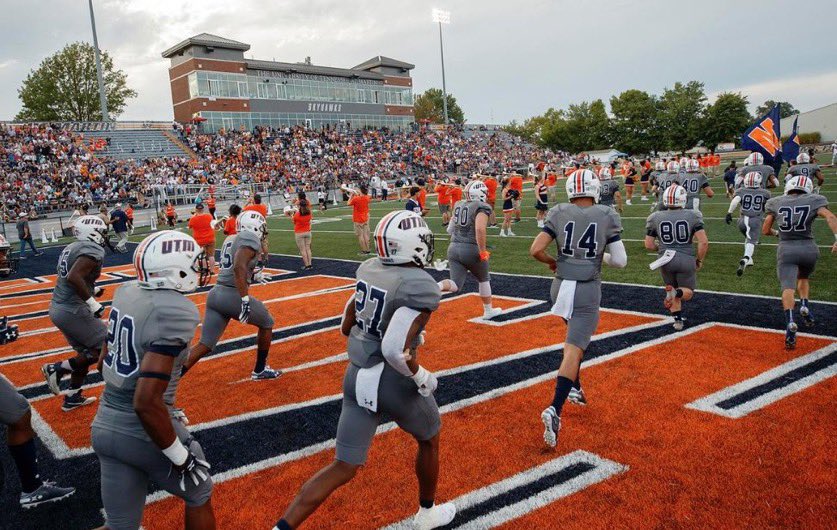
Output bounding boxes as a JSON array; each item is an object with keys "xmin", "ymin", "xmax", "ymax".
[
  {"xmin": 373, "ymin": 211, "xmax": 434, "ymax": 267},
  {"xmin": 465, "ymin": 180, "xmax": 488, "ymax": 202},
  {"xmin": 784, "ymin": 175, "xmax": 813, "ymax": 195},
  {"xmin": 73, "ymin": 215, "xmax": 108, "ymax": 245},
  {"xmin": 599, "ymin": 167, "xmax": 612, "ymax": 180},
  {"xmin": 654, "ymin": 161, "xmax": 665, "ymax": 171},
  {"xmin": 679, "ymin": 157, "xmax": 690, "ymax": 168},
  {"xmin": 796, "ymin": 152, "xmax": 810, "ymax": 164},
  {"xmin": 689, "ymin": 159, "xmax": 700, "ymax": 171},
  {"xmin": 666, "ymin": 161, "xmax": 680, "ymax": 173},
  {"xmin": 134, "ymin": 231, "xmax": 209, "ymax": 293},
  {"xmin": 744, "ymin": 152, "xmax": 764, "ymax": 166},
  {"xmin": 566, "ymin": 169, "xmax": 600, "ymax": 202},
  {"xmin": 743, "ymin": 171, "xmax": 763, "ymax": 189},
  {"xmin": 237, "ymin": 211, "xmax": 267, "ymax": 240},
  {"xmin": 662, "ymin": 184, "xmax": 688, "ymax": 209}
]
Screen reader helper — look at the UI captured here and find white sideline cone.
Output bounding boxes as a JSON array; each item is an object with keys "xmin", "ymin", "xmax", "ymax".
[
  {"xmin": 267, "ymin": 203, "xmax": 274, "ymax": 216},
  {"xmin": 150, "ymin": 216, "xmax": 157, "ymax": 231},
  {"xmin": 41, "ymin": 228, "xmax": 49, "ymax": 244},
  {"xmin": 50, "ymin": 227, "xmax": 58, "ymax": 243}
]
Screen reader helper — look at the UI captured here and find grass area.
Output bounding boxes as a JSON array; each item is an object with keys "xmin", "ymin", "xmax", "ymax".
[{"xmin": 258, "ymin": 166, "xmax": 837, "ymax": 301}]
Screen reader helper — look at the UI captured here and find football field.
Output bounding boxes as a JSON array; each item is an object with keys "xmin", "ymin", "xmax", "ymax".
[{"xmin": 0, "ymin": 241, "xmax": 835, "ymax": 529}]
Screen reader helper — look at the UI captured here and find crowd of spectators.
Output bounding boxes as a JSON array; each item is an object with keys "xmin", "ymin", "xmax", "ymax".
[{"xmin": 0, "ymin": 122, "xmax": 561, "ymax": 223}]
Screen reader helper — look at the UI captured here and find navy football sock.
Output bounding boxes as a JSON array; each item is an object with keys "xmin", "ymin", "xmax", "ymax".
[
  {"xmin": 254, "ymin": 348, "xmax": 269, "ymax": 373},
  {"xmin": 573, "ymin": 374, "xmax": 581, "ymax": 390},
  {"xmin": 275, "ymin": 519, "xmax": 293, "ymax": 530},
  {"xmin": 672, "ymin": 311, "xmax": 683, "ymax": 321},
  {"xmin": 675, "ymin": 288, "xmax": 684, "ymax": 298},
  {"xmin": 801, "ymin": 299, "xmax": 809, "ymax": 309},
  {"xmin": 9, "ymin": 439, "xmax": 42, "ymax": 493},
  {"xmin": 551, "ymin": 376, "xmax": 574, "ymax": 416},
  {"xmin": 785, "ymin": 309, "xmax": 794, "ymax": 325},
  {"xmin": 420, "ymin": 498, "xmax": 435, "ymax": 509}
]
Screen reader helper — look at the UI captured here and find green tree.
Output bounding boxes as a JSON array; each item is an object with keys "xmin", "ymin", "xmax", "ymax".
[
  {"xmin": 657, "ymin": 81, "xmax": 707, "ymax": 152},
  {"xmin": 587, "ymin": 99, "xmax": 611, "ymax": 150},
  {"xmin": 609, "ymin": 89, "xmax": 659, "ymax": 154},
  {"xmin": 755, "ymin": 100, "xmax": 797, "ymax": 119},
  {"xmin": 413, "ymin": 88, "xmax": 465, "ymax": 125},
  {"xmin": 703, "ymin": 92, "xmax": 751, "ymax": 149},
  {"xmin": 16, "ymin": 42, "xmax": 136, "ymax": 121}
]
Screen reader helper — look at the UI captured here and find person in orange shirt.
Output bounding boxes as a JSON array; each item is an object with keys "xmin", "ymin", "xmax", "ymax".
[
  {"xmin": 125, "ymin": 204, "xmax": 134, "ymax": 234},
  {"xmin": 223, "ymin": 204, "xmax": 241, "ymax": 235},
  {"xmin": 244, "ymin": 194, "xmax": 269, "ymax": 218},
  {"xmin": 508, "ymin": 173, "xmax": 524, "ymax": 222},
  {"xmin": 206, "ymin": 195, "xmax": 217, "ymax": 219},
  {"xmin": 416, "ymin": 179, "xmax": 428, "ymax": 213},
  {"xmin": 484, "ymin": 174, "xmax": 499, "ymax": 226},
  {"xmin": 188, "ymin": 202, "xmax": 217, "ymax": 271},
  {"xmin": 165, "ymin": 202, "xmax": 176, "ymax": 227},
  {"xmin": 435, "ymin": 180, "xmax": 451, "ymax": 225},
  {"xmin": 545, "ymin": 170, "xmax": 557, "ymax": 205},
  {"xmin": 287, "ymin": 193, "xmax": 313, "ymax": 270},
  {"xmin": 621, "ymin": 159, "xmax": 637, "ymax": 205},
  {"xmin": 348, "ymin": 186, "xmax": 372, "ymax": 255},
  {"xmin": 448, "ymin": 179, "xmax": 463, "ymax": 213}
]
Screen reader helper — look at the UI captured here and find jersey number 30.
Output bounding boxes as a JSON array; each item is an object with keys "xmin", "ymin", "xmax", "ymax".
[
  {"xmin": 103, "ymin": 307, "xmax": 139, "ymax": 377},
  {"xmin": 355, "ymin": 280, "xmax": 387, "ymax": 337}
]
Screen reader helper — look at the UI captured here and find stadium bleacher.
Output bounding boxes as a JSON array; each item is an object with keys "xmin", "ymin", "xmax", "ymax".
[{"xmin": 84, "ymin": 128, "xmax": 190, "ymax": 159}]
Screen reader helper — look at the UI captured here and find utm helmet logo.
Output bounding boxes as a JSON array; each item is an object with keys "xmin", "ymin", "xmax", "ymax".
[{"xmin": 746, "ymin": 117, "xmax": 781, "ymax": 157}]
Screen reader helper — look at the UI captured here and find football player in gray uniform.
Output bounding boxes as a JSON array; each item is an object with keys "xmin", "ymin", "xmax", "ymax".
[
  {"xmin": 597, "ymin": 167, "xmax": 623, "ymax": 213},
  {"xmin": 182, "ymin": 211, "xmax": 280, "ymax": 380},
  {"xmin": 677, "ymin": 159, "xmax": 714, "ymax": 210},
  {"xmin": 92, "ymin": 231, "xmax": 214, "ymax": 530},
  {"xmin": 530, "ymin": 169, "xmax": 627, "ymax": 448},
  {"xmin": 273, "ymin": 211, "xmax": 456, "ymax": 530},
  {"xmin": 42, "ymin": 215, "xmax": 109, "ymax": 411},
  {"xmin": 437, "ymin": 181, "xmax": 502, "ymax": 319},
  {"xmin": 650, "ymin": 161, "xmax": 681, "ymax": 212},
  {"xmin": 735, "ymin": 152, "xmax": 779, "ymax": 189},
  {"xmin": 645, "ymin": 185, "xmax": 709, "ymax": 331},
  {"xmin": 726, "ymin": 171, "xmax": 772, "ymax": 276},
  {"xmin": 762, "ymin": 176, "xmax": 837, "ymax": 349},
  {"xmin": 784, "ymin": 152, "xmax": 824, "ymax": 189},
  {"xmin": 3, "ymin": 374, "xmax": 76, "ymax": 507}
]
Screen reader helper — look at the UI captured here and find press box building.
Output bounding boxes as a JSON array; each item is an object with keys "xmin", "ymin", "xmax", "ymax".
[{"xmin": 163, "ymin": 33, "xmax": 415, "ymax": 131}]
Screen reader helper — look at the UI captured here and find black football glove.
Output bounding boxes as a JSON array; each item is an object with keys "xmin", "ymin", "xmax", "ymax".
[
  {"xmin": 725, "ymin": 213, "xmax": 732, "ymax": 225},
  {"xmin": 170, "ymin": 449, "xmax": 210, "ymax": 492}
]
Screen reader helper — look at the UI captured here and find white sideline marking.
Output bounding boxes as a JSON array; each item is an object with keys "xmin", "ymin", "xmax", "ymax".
[
  {"xmin": 685, "ymin": 342, "xmax": 837, "ymax": 418},
  {"xmin": 382, "ymin": 450, "xmax": 627, "ymax": 530}
]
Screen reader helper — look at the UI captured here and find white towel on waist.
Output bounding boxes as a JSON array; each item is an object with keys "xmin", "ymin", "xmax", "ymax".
[
  {"xmin": 355, "ymin": 362, "xmax": 385, "ymax": 412},
  {"xmin": 550, "ymin": 279, "xmax": 577, "ymax": 320},
  {"xmin": 649, "ymin": 249, "xmax": 677, "ymax": 270}
]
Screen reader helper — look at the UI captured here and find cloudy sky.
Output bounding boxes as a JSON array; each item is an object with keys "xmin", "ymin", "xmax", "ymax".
[{"xmin": 0, "ymin": 0, "xmax": 834, "ymax": 123}]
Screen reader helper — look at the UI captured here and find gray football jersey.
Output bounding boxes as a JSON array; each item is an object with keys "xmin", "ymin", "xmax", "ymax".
[
  {"xmin": 543, "ymin": 203, "xmax": 623, "ymax": 282},
  {"xmin": 598, "ymin": 180, "xmax": 621, "ymax": 207},
  {"xmin": 450, "ymin": 200, "xmax": 492, "ymax": 245},
  {"xmin": 93, "ymin": 283, "xmax": 199, "ymax": 441},
  {"xmin": 348, "ymin": 259, "xmax": 441, "ymax": 369},
  {"xmin": 216, "ymin": 230, "xmax": 262, "ymax": 287},
  {"xmin": 646, "ymin": 209, "xmax": 705, "ymax": 256},
  {"xmin": 648, "ymin": 170, "xmax": 664, "ymax": 186},
  {"xmin": 655, "ymin": 172, "xmax": 680, "ymax": 207},
  {"xmin": 734, "ymin": 188, "xmax": 771, "ymax": 218},
  {"xmin": 51, "ymin": 241, "xmax": 105, "ymax": 312},
  {"xmin": 765, "ymin": 193, "xmax": 828, "ymax": 241},
  {"xmin": 676, "ymin": 172, "xmax": 709, "ymax": 209},
  {"xmin": 736, "ymin": 164, "xmax": 775, "ymax": 188},
  {"xmin": 785, "ymin": 164, "xmax": 820, "ymax": 182}
]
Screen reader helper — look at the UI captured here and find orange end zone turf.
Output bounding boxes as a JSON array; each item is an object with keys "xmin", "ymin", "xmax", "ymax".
[
  {"xmin": 143, "ymin": 325, "xmax": 836, "ymax": 530},
  {"xmin": 29, "ymin": 295, "xmax": 660, "ymax": 452}
]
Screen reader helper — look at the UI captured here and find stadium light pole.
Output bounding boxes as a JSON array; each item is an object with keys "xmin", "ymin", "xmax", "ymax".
[
  {"xmin": 432, "ymin": 8, "xmax": 451, "ymax": 128},
  {"xmin": 88, "ymin": 0, "xmax": 110, "ymax": 121}
]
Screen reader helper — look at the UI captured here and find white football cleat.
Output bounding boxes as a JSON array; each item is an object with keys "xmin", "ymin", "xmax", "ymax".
[
  {"xmin": 482, "ymin": 307, "xmax": 503, "ymax": 320},
  {"xmin": 625, "ymin": 200, "xmax": 632, "ymax": 206},
  {"xmin": 541, "ymin": 406, "xmax": 561, "ymax": 448},
  {"xmin": 413, "ymin": 502, "xmax": 457, "ymax": 530},
  {"xmin": 507, "ymin": 230, "xmax": 516, "ymax": 237}
]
